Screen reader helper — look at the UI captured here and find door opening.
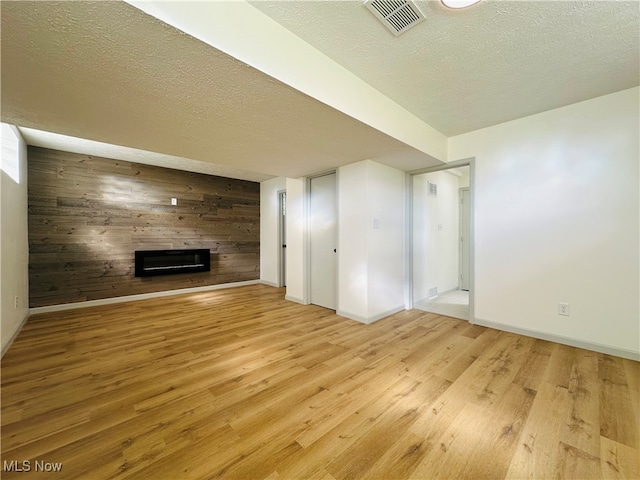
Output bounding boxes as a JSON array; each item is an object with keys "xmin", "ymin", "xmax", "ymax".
[
  {"xmin": 278, "ymin": 190, "xmax": 286, "ymax": 288},
  {"xmin": 411, "ymin": 162, "xmax": 473, "ymax": 322}
]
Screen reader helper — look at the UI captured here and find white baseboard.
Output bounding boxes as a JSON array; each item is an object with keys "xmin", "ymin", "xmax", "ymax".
[
  {"xmin": 413, "ymin": 296, "xmax": 430, "ymax": 306},
  {"xmin": 337, "ymin": 305, "xmax": 405, "ymax": 325},
  {"xmin": 284, "ymin": 295, "xmax": 307, "ymax": 305},
  {"xmin": 260, "ymin": 279, "xmax": 280, "ymax": 288},
  {"xmin": 474, "ymin": 317, "xmax": 640, "ymax": 362},
  {"xmin": 1, "ymin": 310, "xmax": 30, "ymax": 358},
  {"xmin": 30, "ymin": 280, "xmax": 261, "ymax": 315}
]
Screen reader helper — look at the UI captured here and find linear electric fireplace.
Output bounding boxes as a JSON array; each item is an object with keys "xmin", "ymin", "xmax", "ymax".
[{"xmin": 135, "ymin": 249, "xmax": 211, "ymax": 277}]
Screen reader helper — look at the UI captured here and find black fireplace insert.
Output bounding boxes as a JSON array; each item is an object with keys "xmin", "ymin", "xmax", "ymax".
[{"xmin": 135, "ymin": 249, "xmax": 211, "ymax": 277}]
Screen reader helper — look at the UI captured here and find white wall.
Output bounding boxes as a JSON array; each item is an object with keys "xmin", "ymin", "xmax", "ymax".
[
  {"xmin": 285, "ymin": 177, "xmax": 306, "ymax": 304},
  {"xmin": 412, "ymin": 172, "xmax": 431, "ymax": 303},
  {"xmin": 337, "ymin": 163, "xmax": 368, "ymax": 318},
  {"xmin": 449, "ymin": 87, "xmax": 640, "ymax": 358},
  {"xmin": 366, "ymin": 161, "xmax": 406, "ymax": 320},
  {"xmin": 338, "ymin": 160, "xmax": 405, "ymax": 323},
  {"xmin": 1, "ymin": 124, "xmax": 29, "ymax": 356},
  {"xmin": 459, "ymin": 168, "xmax": 470, "ymax": 188},
  {"xmin": 437, "ymin": 171, "xmax": 462, "ymax": 293},
  {"xmin": 412, "ymin": 170, "xmax": 461, "ymax": 303},
  {"xmin": 260, "ymin": 176, "xmax": 286, "ymax": 286}
]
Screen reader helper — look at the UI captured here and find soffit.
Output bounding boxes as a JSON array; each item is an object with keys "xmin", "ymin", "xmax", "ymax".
[
  {"xmin": 250, "ymin": 0, "xmax": 640, "ymax": 136},
  {"xmin": 1, "ymin": 1, "xmax": 440, "ymax": 180}
]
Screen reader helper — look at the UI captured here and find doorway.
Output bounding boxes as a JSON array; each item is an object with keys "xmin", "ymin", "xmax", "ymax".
[
  {"xmin": 278, "ymin": 190, "xmax": 286, "ymax": 288},
  {"xmin": 411, "ymin": 163, "xmax": 473, "ymax": 321},
  {"xmin": 309, "ymin": 173, "xmax": 337, "ymax": 310}
]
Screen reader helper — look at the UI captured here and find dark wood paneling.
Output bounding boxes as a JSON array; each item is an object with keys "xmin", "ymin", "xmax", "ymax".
[{"xmin": 27, "ymin": 147, "xmax": 260, "ymax": 307}]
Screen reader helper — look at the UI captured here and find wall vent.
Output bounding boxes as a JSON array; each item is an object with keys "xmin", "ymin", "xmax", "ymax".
[
  {"xmin": 428, "ymin": 287, "xmax": 438, "ymax": 299},
  {"xmin": 428, "ymin": 182, "xmax": 438, "ymax": 197},
  {"xmin": 364, "ymin": 0, "xmax": 426, "ymax": 36}
]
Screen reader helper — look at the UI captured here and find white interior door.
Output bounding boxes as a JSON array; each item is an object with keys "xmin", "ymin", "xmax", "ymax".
[
  {"xmin": 279, "ymin": 191, "xmax": 286, "ymax": 288},
  {"xmin": 310, "ymin": 173, "xmax": 337, "ymax": 309},
  {"xmin": 460, "ymin": 187, "xmax": 471, "ymax": 291}
]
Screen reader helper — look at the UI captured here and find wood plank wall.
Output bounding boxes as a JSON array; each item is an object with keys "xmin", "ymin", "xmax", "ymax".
[{"xmin": 27, "ymin": 147, "xmax": 260, "ymax": 307}]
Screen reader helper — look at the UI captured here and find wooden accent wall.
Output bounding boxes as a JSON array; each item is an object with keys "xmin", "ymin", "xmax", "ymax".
[{"xmin": 27, "ymin": 147, "xmax": 260, "ymax": 307}]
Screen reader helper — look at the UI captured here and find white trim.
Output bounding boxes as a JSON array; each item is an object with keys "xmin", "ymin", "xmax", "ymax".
[
  {"xmin": 29, "ymin": 280, "xmax": 260, "ymax": 315},
  {"xmin": 285, "ymin": 294, "xmax": 307, "ymax": 305},
  {"xmin": 408, "ymin": 157, "xmax": 474, "ymax": 176},
  {"xmin": 1, "ymin": 310, "xmax": 30, "ymax": 358},
  {"xmin": 475, "ymin": 317, "xmax": 640, "ymax": 362},
  {"xmin": 260, "ymin": 279, "xmax": 280, "ymax": 288},
  {"xmin": 337, "ymin": 305, "xmax": 405, "ymax": 325}
]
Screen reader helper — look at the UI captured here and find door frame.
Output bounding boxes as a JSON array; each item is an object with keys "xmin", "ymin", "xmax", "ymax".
[
  {"xmin": 277, "ymin": 189, "xmax": 286, "ymax": 288},
  {"xmin": 407, "ymin": 158, "xmax": 476, "ymax": 324}
]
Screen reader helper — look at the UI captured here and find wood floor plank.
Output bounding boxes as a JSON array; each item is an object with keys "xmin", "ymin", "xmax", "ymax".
[
  {"xmin": 600, "ymin": 435, "xmax": 640, "ymax": 480},
  {"xmin": 512, "ymin": 338, "xmax": 554, "ymax": 392},
  {"xmin": 324, "ymin": 375, "xmax": 426, "ymax": 480},
  {"xmin": 599, "ymin": 354, "xmax": 638, "ymax": 448},
  {"xmin": 505, "ymin": 382, "xmax": 572, "ymax": 479},
  {"xmin": 409, "ymin": 401, "xmax": 490, "ymax": 480},
  {"xmin": 358, "ymin": 375, "xmax": 452, "ymax": 480},
  {"xmin": 269, "ymin": 373, "xmax": 424, "ymax": 479},
  {"xmin": 560, "ymin": 349, "xmax": 601, "ymax": 456},
  {"xmin": 1, "ymin": 284, "xmax": 638, "ymax": 479}
]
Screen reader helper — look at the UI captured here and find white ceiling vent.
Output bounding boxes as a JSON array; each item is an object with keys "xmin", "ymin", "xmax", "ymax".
[{"xmin": 364, "ymin": 0, "xmax": 426, "ymax": 36}]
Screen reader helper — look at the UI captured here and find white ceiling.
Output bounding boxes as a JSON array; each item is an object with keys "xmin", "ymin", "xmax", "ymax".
[
  {"xmin": 2, "ymin": 1, "xmax": 638, "ymax": 182},
  {"xmin": 250, "ymin": 0, "xmax": 640, "ymax": 136}
]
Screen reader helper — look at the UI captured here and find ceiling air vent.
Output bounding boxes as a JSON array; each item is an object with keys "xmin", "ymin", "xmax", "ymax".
[{"xmin": 364, "ymin": 0, "xmax": 426, "ymax": 36}]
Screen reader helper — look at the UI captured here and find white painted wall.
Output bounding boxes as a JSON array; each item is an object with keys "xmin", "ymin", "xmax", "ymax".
[
  {"xmin": 412, "ymin": 173, "xmax": 431, "ymax": 304},
  {"xmin": 260, "ymin": 177, "xmax": 286, "ymax": 287},
  {"xmin": 459, "ymin": 168, "xmax": 470, "ymax": 188},
  {"xmin": 338, "ymin": 163, "xmax": 369, "ymax": 319},
  {"xmin": 338, "ymin": 160, "xmax": 405, "ymax": 323},
  {"xmin": 449, "ymin": 87, "xmax": 640, "ymax": 357},
  {"xmin": 366, "ymin": 161, "xmax": 406, "ymax": 320},
  {"xmin": 412, "ymin": 170, "xmax": 461, "ymax": 303},
  {"xmin": 437, "ymin": 171, "xmax": 462, "ymax": 293},
  {"xmin": 1, "ymin": 124, "xmax": 29, "ymax": 356},
  {"xmin": 284, "ymin": 177, "xmax": 307, "ymax": 304}
]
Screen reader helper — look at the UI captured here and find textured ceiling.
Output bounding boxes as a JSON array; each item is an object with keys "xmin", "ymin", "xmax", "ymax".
[
  {"xmin": 1, "ymin": 1, "xmax": 437, "ymax": 181},
  {"xmin": 251, "ymin": 0, "xmax": 640, "ymax": 136},
  {"xmin": 18, "ymin": 127, "xmax": 273, "ymax": 183},
  {"xmin": 1, "ymin": 1, "xmax": 638, "ymax": 181}
]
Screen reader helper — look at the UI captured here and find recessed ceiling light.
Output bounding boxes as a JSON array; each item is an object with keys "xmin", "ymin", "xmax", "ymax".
[{"xmin": 442, "ymin": 0, "xmax": 481, "ymax": 9}]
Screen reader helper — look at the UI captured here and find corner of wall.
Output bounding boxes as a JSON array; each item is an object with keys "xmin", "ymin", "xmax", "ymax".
[{"xmin": 1, "ymin": 124, "xmax": 30, "ymax": 355}]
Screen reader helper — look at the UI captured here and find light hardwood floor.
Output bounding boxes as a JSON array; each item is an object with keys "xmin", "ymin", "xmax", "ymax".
[{"xmin": 1, "ymin": 284, "xmax": 638, "ymax": 479}]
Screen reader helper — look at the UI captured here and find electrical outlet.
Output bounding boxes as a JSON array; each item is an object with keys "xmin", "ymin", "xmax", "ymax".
[
  {"xmin": 14, "ymin": 296, "xmax": 18, "ymax": 308},
  {"xmin": 558, "ymin": 303, "xmax": 570, "ymax": 316}
]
